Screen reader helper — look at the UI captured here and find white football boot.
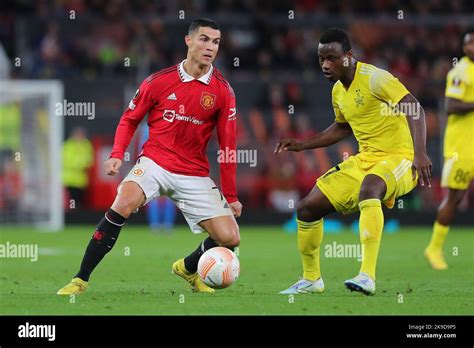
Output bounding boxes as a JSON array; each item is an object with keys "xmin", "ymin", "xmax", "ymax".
[
  {"xmin": 344, "ymin": 272, "xmax": 375, "ymax": 295},
  {"xmin": 279, "ymin": 278, "xmax": 325, "ymax": 294}
]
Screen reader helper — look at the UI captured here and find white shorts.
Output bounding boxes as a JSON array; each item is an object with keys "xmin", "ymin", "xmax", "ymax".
[{"xmin": 120, "ymin": 156, "xmax": 234, "ymax": 233}]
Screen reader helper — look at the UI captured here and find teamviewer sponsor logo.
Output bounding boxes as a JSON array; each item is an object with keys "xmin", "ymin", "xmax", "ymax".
[
  {"xmin": 163, "ymin": 110, "xmax": 176, "ymax": 122},
  {"xmin": 18, "ymin": 322, "xmax": 56, "ymax": 341},
  {"xmin": 162, "ymin": 109, "xmax": 204, "ymax": 125}
]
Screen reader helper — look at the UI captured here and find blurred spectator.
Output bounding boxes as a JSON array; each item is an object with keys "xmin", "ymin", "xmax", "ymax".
[{"xmin": 62, "ymin": 127, "xmax": 93, "ymax": 209}]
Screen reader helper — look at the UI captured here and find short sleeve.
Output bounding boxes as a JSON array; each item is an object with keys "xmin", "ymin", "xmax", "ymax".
[
  {"xmin": 332, "ymin": 84, "xmax": 347, "ymax": 123},
  {"xmin": 445, "ymin": 71, "xmax": 467, "ymax": 101},
  {"xmin": 369, "ymin": 69, "xmax": 410, "ymax": 104}
]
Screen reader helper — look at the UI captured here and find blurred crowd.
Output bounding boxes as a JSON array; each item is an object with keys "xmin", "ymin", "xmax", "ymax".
[{"xmin": 1, "ymin": 0, "xmax": 473, "ymax": 212}]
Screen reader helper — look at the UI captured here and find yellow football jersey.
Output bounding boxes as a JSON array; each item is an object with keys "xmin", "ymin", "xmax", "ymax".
[
  {"xmin": 444, "ymin": 57, "xmax": 474, "ymax": 161},
  {"xmin": 332, "ymin": 61, "xmax": 413, "ymax": 161}
]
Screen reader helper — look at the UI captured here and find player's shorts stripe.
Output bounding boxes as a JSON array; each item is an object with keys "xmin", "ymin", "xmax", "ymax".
[
  {"xmin": 395, "ymin": 163, "xmax": 411, "ymax": 181},
  {"xmin": 394, "ymin": 160, "xmax": 412, "ymax": 181},
  {"xmin": 392, "ymin": 159, "xmax": 410, "ymax": 177},
  {"xmin": 393, "ymin": 159, "xmax": 411, "ymax": 178}
]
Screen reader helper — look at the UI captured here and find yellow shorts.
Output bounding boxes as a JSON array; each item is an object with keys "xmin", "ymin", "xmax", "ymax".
[
  {"xmin": 441, "ymin": 156, "xmax": 474, "ymax": 190},
  {"xmin": 316, "ymin": 154, "xmax": 417, "ymax": 214}
]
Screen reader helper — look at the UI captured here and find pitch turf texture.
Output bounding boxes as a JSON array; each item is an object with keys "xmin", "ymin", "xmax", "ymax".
[{"xmin": 1, "ymin": 225, "xmax": 472, "ymax": 315}]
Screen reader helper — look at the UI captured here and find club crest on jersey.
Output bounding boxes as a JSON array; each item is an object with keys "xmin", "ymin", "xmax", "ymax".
[
  {"xmin": 200, "ymin": 92, "xmax": 216, "ymax": 109},
  {"xmin": 132, "ymin": 168, "xmax": 145, "ymax": 177},
  {"xmin": 354, "ymin": 89, "xmax": 364, "ymax": 107}
]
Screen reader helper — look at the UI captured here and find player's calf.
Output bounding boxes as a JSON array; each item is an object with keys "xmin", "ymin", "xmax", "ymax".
[
  {"xmin": 182, "ymin": 217, "xmax": 239, "ymax": 274},
  {"xmin": 74, "ymin": 183, "xmax": 144, "ymax": 281},
  {"xmin": 75, "ymin": 208, "xmax": 127, "ymax": 282}
]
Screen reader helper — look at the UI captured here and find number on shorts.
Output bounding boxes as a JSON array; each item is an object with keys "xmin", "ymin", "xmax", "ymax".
[{"xmin": 454, "ymin": 169, "xmax": 470, "ymax": 184}]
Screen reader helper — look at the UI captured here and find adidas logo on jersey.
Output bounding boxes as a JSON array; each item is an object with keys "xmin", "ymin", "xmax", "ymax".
[{"xmin": 167, "ymin": 93, "xmax": 177, "ymax": 100}]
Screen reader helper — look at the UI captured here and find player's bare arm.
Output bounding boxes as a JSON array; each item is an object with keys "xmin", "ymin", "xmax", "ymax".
[
  {"xmin": 446, "ymin": 97, "xmax": 474, "ymax": 114},
  {"xmin": 274, "ymin": 121, "xmax": 352, "ymax": 154},
  {"xmin": 400, "ymin": 93, "xmax": 432, "ymax": 187}
]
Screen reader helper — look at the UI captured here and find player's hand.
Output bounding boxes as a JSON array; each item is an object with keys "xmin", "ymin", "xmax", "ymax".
[
  {"xmin": 104, "ymin": 158, "xmax": 122, "ymax": 176},
  {"xmin": 229, "ymin": 201, "xmax": 242, "ymax": 217},
  {"xmin": 274, "ymin": 138, "xmax": 304, "ymax": 154},
  {"xmin": 412, "ymin": 152, "xmax": 432, "ymax": 187}
]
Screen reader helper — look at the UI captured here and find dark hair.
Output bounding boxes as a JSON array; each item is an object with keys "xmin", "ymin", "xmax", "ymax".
[
  {"xmin": 319, "ymin": 28, "xmax": 352, "ymax": 52},
  {"xmin": 188, "ymin": 18, "xmax": 220, "ymax": 35}
]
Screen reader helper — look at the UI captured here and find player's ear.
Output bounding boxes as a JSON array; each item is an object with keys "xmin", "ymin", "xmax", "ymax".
[{"xmin": 184, "ymin": 35, "xmax": 191, "ymax": 47}]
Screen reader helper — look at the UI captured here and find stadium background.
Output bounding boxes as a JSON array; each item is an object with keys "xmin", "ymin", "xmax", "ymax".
[
  {"xmin": 1, "ymin": 0, "xmax": 473, "ymax": 227},
  {"xmin": 1, "ymin": 1, "xmax": 474, "ymax": 323}
]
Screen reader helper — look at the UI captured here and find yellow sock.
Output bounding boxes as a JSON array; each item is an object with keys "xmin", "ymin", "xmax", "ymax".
[
  {"xmin": 358, "ymin": 199, "xmax": 384, "ymax": 280},
  {"xmin": 297, "ymin": 218, "xmax": 323, "ymax": 281},
  {"xmin": 427, "ymin": 221, "xmax": 450, "ymax": 253}
]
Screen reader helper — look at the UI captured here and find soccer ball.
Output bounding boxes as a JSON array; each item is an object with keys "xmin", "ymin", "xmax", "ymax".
[{"xmin": 197, "ymin": 247, "xmax": 240, "ymax": 289}]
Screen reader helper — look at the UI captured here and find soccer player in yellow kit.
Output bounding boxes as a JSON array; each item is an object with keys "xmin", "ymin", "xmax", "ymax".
[
  {"xmin": 425, "ymin": 29, "xmax": 474, "ymax": 270},
  {"xmin": 275, "ymin": 28, "xmax": 432, "ymax": 295}
]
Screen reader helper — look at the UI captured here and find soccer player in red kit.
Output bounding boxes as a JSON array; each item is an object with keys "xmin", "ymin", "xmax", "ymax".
[{"xmin": 58, "ymin": 19, "xmax": 241, "ymax": 294}]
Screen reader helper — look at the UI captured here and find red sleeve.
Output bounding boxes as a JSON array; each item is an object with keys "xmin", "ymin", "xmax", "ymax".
[
  {"xmin": 216, "ymin": 84, "xmax": 238, "ymax": 203},
  {"xmin": 110, "ymin": 79, "xmax": 156, "ymax": 160}
]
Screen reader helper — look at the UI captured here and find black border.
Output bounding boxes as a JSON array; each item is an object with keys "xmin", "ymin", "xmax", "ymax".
[{"xmin": 1, "ymin": 315, "xmax": 473, "ymax": 346}]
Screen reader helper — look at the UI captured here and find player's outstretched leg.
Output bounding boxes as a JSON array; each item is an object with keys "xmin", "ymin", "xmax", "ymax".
[
  {"xmin": 425, "ymin": 189, "xmax": 466, "ymax": 270},
  {"xmin": 57, "ymin": 182, "xmax": 145, "ymax": 295},
  {"xmin": 280, "ymin": 187, "xmax": 335, "ymax": 294},
  {"xmin": 172, "ymin": 216, "xmax": 239, "ymax": 293},
  {"xmin": 345, "ymin": 174, "xmax": 385, "ymax": 296}
]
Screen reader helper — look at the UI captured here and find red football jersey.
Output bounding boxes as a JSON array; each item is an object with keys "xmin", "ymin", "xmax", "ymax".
[{"xmin": 110, "ymin": 61, "xmax": 238, "ymax": 203}]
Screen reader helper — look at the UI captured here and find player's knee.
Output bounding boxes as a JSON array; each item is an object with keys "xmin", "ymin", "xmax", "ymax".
[
  {"xmin": 112, "ymin": 197, "xmax": 140, "ymax": 218},
  {"xmin": 296, "ymin": 201, "xmax": 319, "ymax": 222},
  {"xmin": 359, "ymin": 185, "xmax": 383, "ymax": 201},
  {"xmin": 359, "ymin": 175, "xmax": 387, "ymax": 200}
]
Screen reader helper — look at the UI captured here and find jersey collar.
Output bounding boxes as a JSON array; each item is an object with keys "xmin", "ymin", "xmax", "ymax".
[{"xmin": 178, "ymin": 60, "xmax": 213, "ymax": 85}]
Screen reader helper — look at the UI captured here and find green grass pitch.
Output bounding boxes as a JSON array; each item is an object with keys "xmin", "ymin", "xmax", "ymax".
[{"xmin": 1, "ymin": 225, "xmax": 473, "ymax": 315}]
